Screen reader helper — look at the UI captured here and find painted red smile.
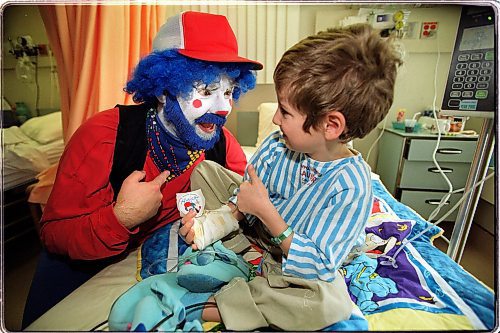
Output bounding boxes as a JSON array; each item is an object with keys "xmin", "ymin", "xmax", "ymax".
[
  {"xmin": 198, "ymin": 123, "xmax": 216, "ymax": 133},
  {"xmin": 215, "ymin": 111, "xmax": 229, "ymax": 117}
]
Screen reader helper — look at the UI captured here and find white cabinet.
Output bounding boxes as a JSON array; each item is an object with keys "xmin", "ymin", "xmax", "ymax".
[{"xmin": 376, "ymin": 128, "xmax": 478, "ymax": 221}]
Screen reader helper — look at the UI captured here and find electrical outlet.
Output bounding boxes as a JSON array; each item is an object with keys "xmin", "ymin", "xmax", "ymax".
[{"xmin": 421, "ymin": 21, "xmax": 438, "ymax": 39}]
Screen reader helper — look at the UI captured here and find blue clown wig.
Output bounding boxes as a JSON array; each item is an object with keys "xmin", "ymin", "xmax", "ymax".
[{"xmin": 125, "ymin": 49, "xmax": 257, "ymax": 103}]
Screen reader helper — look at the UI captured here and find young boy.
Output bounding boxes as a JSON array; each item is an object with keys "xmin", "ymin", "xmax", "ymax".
[{"xmin": 180, "ymin": 23, "xmax": 402, "ymax": 330}]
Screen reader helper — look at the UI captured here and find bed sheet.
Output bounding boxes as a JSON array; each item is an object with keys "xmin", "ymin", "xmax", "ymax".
[
  {"xmin": 25, "ymin": 176, "xmax": 495, "ymax": 331},
  {"xmin": 2, "ymin": 121, "xmax": 64, "ymax": 191}
]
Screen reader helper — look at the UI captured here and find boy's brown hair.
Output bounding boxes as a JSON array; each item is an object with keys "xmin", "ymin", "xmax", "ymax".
[{"xmin": 273, "ymin": 24, "xmax": 403, "ymax": 142}]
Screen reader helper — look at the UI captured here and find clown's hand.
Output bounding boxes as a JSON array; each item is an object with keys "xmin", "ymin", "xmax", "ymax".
[
  {"xmin": 113, "ymin": 170, "xmax": 169, "ymax": 229},
  {"xmin": 180, "ymin": 205, "xmax": 239, "ymax": 250}
]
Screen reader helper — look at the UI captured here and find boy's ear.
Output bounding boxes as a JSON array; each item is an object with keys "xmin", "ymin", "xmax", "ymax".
[{"xmin": 323, "ymin": 110, "xmax": 346, "ymax": 140}]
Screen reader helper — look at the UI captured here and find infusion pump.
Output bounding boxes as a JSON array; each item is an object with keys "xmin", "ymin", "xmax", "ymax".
[{"xmin": 441, "ymin": 5, "xmax": 495, "ymax": 118}]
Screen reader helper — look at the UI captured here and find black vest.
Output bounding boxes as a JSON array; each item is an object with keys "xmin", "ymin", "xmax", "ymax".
[{"xmin": 109, "ymin": 103, "xmax": 226, "ymax": 199}]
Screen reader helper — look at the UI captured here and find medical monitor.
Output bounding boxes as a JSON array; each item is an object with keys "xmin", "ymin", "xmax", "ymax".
[{"xmin": 441, "ymin": 5, "xmax": 496, "ymax": 118}]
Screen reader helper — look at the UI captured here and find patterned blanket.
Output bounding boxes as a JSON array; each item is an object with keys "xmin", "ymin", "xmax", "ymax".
[
  {"xmin": 347, "ymin": 178, "xmax": 495, "ymax": 331},
  {"xmin": 137, "ymin": 177, "xmax": 495, "ymax": 331}
]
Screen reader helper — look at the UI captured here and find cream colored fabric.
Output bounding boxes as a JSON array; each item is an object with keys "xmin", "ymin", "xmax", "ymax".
[
  {"xmin": 215, "ymin": 253, "xmax": 353, "ymax": 331},
  {"xmin": 189, "ymin": 160, "xmax": 242, "ymax": 210},
  {"xmin": 241, "ymin": 145, "xmax": 258, "ymax": 161},
  {"xmin": 255, "ymin": 102, "xmax": 280, "ymax": 148},
  {"xmin": 20, "ymin": 112, "xmax": 63, "ymax": 144},
  {"xmin": 26, "ymin": 249, "xmax": 139, "ymax": 331}
]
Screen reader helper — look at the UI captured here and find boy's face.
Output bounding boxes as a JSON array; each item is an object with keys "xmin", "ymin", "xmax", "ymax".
[{"xmin": 272, "ymin": 94, "xmax": 325, "ymax": 156}]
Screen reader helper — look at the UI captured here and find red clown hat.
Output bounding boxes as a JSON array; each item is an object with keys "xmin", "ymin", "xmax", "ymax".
[{"xmin": 153, "ymin": 11, "xmax": 263, "ymax": 70}]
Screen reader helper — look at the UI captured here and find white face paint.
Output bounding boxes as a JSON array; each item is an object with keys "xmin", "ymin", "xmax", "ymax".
[{"xmin": 176, "ymin": 76, "xmax": 235, "ymax": 139}]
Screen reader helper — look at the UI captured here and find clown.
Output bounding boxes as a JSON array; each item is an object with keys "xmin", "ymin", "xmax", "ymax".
[
  {"xmin": 124, "ymin": 11, "xmax": 261, "ymax": 182},
  {"xmin": 23, "ymin": 11, "xmax": 262, "ymax": 328}
]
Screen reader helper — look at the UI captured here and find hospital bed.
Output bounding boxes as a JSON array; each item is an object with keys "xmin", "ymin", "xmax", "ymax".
[
  {"xmin": 2, "ymin": 111, "xmax": 65, "ymax": 247},
  {"xmin": 2, "ymin": 111, "xmax": 64, "ymax": 191},
  {"xmin": 26, "ymin": 103, "xmax": 494, "ymax": 331}
]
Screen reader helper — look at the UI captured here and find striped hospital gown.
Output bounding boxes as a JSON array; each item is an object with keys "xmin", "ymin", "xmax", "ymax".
[{"xmin": 234, "ymin": 131, "xmax": 373, "ymax": 282}]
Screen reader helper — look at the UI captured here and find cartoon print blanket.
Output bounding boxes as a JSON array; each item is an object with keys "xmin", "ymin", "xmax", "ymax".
[
  {"xmin": 346, "ymin": 179, "xmax": 494, "ymax": 331},
  {"xmin": 136, "ymin": 178, "xmax": 494, "ymax": 331}
]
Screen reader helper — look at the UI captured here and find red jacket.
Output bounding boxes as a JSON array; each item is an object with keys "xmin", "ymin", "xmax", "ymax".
[{"xmin": 40, "ymin": 108, "xmax": 247, "ymax": 260}]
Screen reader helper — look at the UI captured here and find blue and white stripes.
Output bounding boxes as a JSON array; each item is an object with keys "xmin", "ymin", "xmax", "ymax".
[{"xmin": 242, "ymin": 131, "xmax": 372, "ymax": 282}]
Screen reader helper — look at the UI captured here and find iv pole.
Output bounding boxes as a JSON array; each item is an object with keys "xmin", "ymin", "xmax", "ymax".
[{"xmin": 447, "ymin": 118, "xmax": 495, "ymax": 262}]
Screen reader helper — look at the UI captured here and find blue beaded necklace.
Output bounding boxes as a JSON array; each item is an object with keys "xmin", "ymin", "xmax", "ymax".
[{"xmin": 146, "ymin": 108, "xmax": 203, "ymax": 181}]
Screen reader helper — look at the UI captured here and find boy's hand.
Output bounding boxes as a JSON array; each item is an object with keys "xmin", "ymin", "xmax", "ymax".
[
  {"xmin": 227, "ymin": 202, "xmax": 244, "ymax": 221},
  {"xmin": 237, "ymin": 164, "xmax": 273, "ymax": 218},
  {"xmin": 179, "ymin": 210, "xmax": 198, "ymax": 250},
  {"xmin": 113, "ymin": 170, "xmax": 169, "ymax": 229},
  {"xmin": 239, "ymin": 165, "xmax": 292, "ymax": 254}
]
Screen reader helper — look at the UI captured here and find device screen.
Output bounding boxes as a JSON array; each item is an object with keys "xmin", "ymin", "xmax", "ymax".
[{"xmin": 459, "ymin": 25, "xmax": 494, "ymax": 51}]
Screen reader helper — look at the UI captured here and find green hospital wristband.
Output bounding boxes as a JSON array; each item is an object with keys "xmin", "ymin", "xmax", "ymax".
[{"xmin": 270, "ymin": 226, "xmax": 293, "ymax": 245}]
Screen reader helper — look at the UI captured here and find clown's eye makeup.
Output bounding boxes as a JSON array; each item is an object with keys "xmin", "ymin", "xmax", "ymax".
[
  {"xmin": 224, "ymin": 87, "xmax": 234, "ymax": 99},
  {"xmin": 195, "ymin": 84, "xmax": 219, "ymax": 97},
  {"xmin": 198, "ymin": 88, "xmax": 212, "ymax": 97}
]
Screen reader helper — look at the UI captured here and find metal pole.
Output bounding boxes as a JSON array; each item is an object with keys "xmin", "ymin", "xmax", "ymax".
[{"xmin": 447, "ymin": 118, "xmax": 495, "ymax": 262}]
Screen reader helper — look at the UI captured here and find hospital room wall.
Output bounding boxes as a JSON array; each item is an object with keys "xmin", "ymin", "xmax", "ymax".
[
  {"xmin": 235, "ymin": 4, "xmax": 473, "ymax": 167},
  {"xmin": 2, "ymin": 5, "xmax": 60, "ymax": 116}
]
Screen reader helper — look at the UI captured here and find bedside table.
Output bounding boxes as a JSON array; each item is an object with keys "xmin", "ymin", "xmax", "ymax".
[{"xmin": 376, "ymin": 128, "xmax": 478, "ymax": 221}]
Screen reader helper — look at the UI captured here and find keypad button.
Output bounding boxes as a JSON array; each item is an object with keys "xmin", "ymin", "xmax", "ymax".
[
  {"xmin": 458, "ymin": 54, "xmax": 470, "ymax": 61},
  {"xmin": 480, "ymin": 69, "xmax": 492, "ymax": 75},
  {"xmin": 465, "ymin": 76, "xmax": 477, "ymax": 82},
  {"xmin": 462, "ymin": 91, "xmax": 474, "ymax": 98},
  {"xmin": 464, "ymin": 83, "xmax": 476, "ymax": 89},
  {"xmin": 485, "ymin": 51, "xmax": 494, "ymax": 61},
  {"xmin": 448, "ymin": 99, "xmax": 461, "ymax": 107},
  {"xmin": 467, "ymin": 69, "xmax": 479, "ymax": 76},
  {"xmin": 482, "ymin": 61, "xmax": 493, "ymax": 68},
  {"xmin": 453, "ymin": 76, "xmax": 465, "ymax": 83},
  {"xmin": 477, "ymin": 82, "xmax": 489, "ymax": 89},
  {"xmin": 455, "ymin": 70, "xmax": 466, "ymax": 76},
  {"xmin": 452, "ymin": 82, "xmax": 463, "ymax": 89},
  {"xmin": 456, "ymin": 63, "xmax": 468, "ymax": 70},
  {"xmin": 469, "ymin": 62, "xmax": 481, "ymax": 69},
  {"xmin": 478, "ymin": 76, "xmax": 490, "ymax": 82},
  {"xmin": 471, "ymin": 53, "xmax": 483, "ymax": 61},
  {"xmin": 450, "ymin": 91, "xmax": 461, "ymax": 98},
  {"xmin": 475, "ymin": 90, "xmax": 488, "ymax": 99}
]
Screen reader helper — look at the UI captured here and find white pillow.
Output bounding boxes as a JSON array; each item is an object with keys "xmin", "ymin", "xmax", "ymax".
[
  {"xmin": 3, "ymin": 126, "xmax": 32, "ymax": 145},
  {"xmin": 20, "ymin": 111, "xmax": 63, "ymax": 144},
  {"xmin": 255, "ymin": 103, "xmax": 280, "ymax": 147}
]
